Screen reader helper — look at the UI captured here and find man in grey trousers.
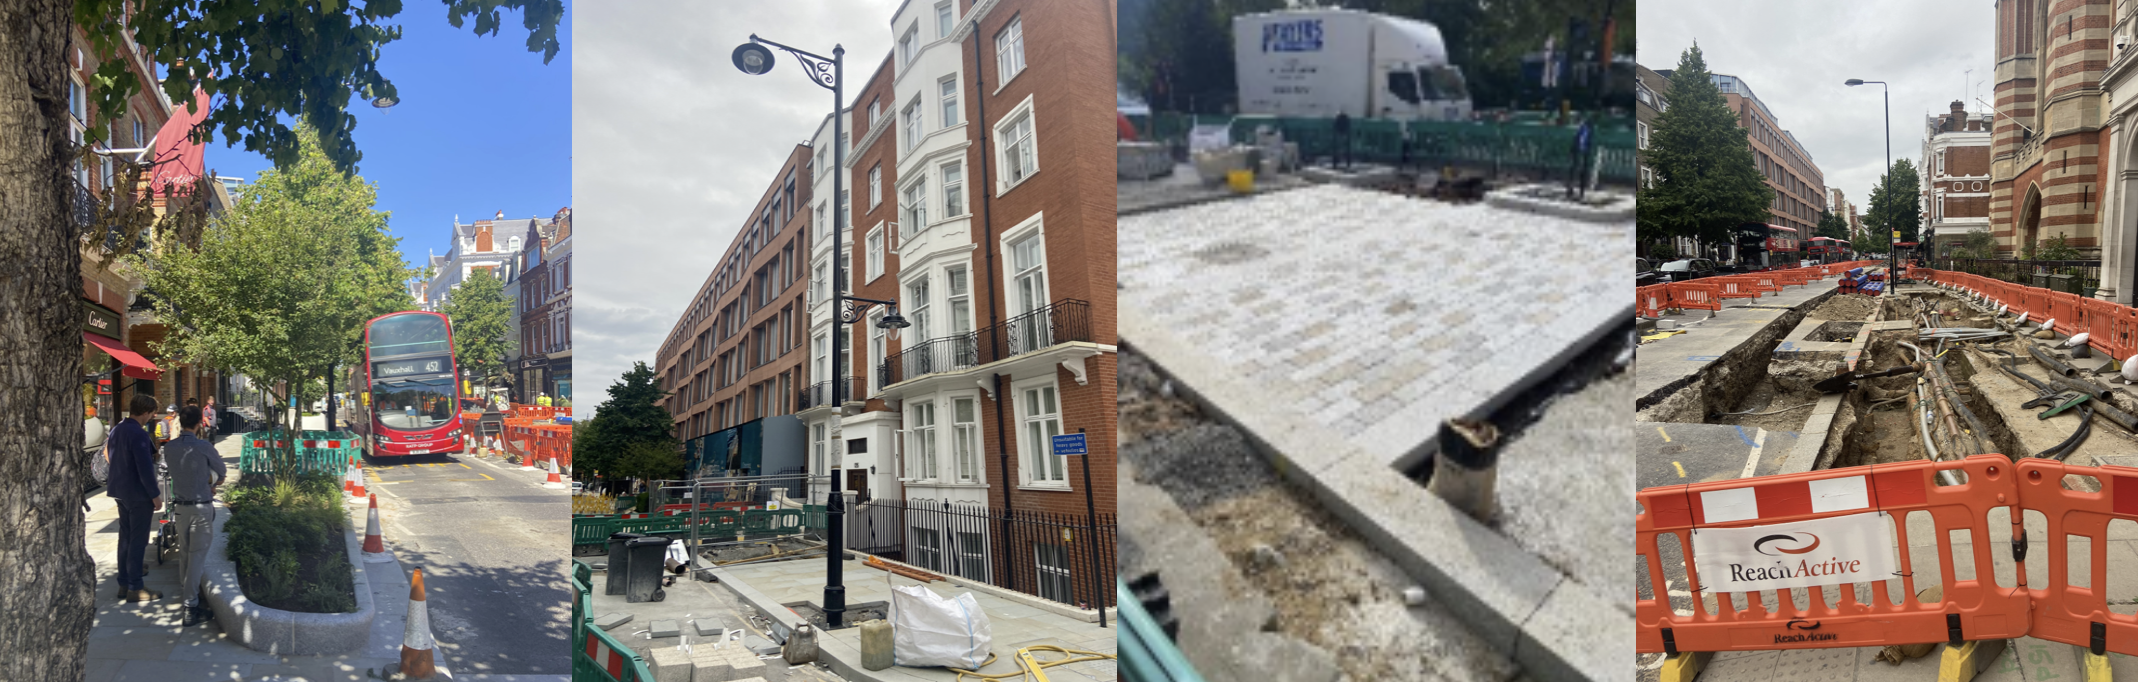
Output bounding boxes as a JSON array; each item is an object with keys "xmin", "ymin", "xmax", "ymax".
[{"xmin": 164, "ymin": 405, "xmax": 226, "ymax": 626}]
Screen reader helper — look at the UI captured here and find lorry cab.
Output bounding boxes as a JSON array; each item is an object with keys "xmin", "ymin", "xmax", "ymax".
[{"xmin": 1382, "ymin": 62, "xmax": 1470, "ymax": 121}]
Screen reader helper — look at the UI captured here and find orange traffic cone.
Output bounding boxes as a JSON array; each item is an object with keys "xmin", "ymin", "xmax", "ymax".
[
  {"xmin": 543, "ymin": 458, "xmax": 566, "ymax": 488},
  {"xmin": 398, "ymin": 567, "xmax": 438, "ymax": 679},
  {"xmin": 362, "ymin": 494, "xmax": 393, "ymax": 563},
  {"xmin": 350, "ymin": 462, "xmax": 367, "ymax": 498},
  {"xmin": 343, "ymin": 465, "xmax": 355, "ymax": 494}
]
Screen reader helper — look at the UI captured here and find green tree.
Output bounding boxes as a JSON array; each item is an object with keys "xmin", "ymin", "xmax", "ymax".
[
  {"xmin": 1956, "ymin": 229, "xmax": 1998, "ymax": 259},
  {"xmin": 1865, "ymin": 159, "xmax": 1923, "ymax": 247},
  {"xmin": 1636, "ymin": 44, "xmax": 1774, "ymax": 251},
  {"xmin": 2, "ymin": 5, "xmax": 559, "ymax": 675},
  {"xmin": 440, "ymin": 267, "xmax": 513, "ymax": 398},
  {"xmin": 129, "ymin": 127, "xmax": 415, "ymax": 468},
  {"xmin": 2035, "ymin": 232, "xmax": 2082, "ymax": 261},
  {"xmin": 1817, "ymin": 211, "xmax": 1849, "ymax": 240},
  {"xmin": 573, "ymin": 363, "xmax": 679, "ymax": 490}
]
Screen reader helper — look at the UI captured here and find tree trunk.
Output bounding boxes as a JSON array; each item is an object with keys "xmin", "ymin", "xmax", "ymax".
[{"xmin": 0, "ymin": 1, "xmax": 102, "ymax": 679}]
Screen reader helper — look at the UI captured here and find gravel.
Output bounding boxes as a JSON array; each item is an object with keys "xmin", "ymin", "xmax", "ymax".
[
  {"xmin": 1810, "ymin": 293, "xmax": 1879, "ymax": 320},
  {"xmin": 1121, "ymin": 423, "xmax": 1277, "ymax": 512}
]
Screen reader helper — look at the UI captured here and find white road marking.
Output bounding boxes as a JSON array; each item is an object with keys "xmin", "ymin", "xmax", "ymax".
[{"xmin": 1739, "ymin": 427, "xmax": 1768, "ymax": 480}]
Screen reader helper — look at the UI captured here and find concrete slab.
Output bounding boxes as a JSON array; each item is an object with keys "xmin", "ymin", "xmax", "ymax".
[
  {"xmin": 1121, "ymin": 182, "xmax": 1630, "ymax": 472},
  {"xmin": 593, "ymin": 613, "xmax": 632, "ymax": 631},
  {"xmin": 645, "ymin": 646, "xmax": 691, "ymax": 682},
  {"xmin": 648, "ymin": 619, "xmax": 679, "ymax": 639},
  {"xmin": 693, "ymin": 618, "xmax": 725, "ymax": 637}
]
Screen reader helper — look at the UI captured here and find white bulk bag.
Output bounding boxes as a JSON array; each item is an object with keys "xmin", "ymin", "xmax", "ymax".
[{"xmin": 889, "ymin": 583, "xmax": 992, "ymax": 669}]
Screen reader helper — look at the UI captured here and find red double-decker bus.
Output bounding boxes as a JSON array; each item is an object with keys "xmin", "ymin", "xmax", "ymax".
[
  {"xmin": 1805, "ymin": 237, "xmax": 1851, "ymax": 263},
  {"xmin": 355, "ymin": 311, "xmax": 466, "ymax": 458}
]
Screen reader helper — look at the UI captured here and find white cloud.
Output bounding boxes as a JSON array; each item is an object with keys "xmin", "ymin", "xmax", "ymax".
[
  {"xmin": 1640, "ymin": 0, "xmax": 1993, "ymax": 213},
  {"xmin": 572, "ymin": 1, "xmax": 896, "ymax": 417}
]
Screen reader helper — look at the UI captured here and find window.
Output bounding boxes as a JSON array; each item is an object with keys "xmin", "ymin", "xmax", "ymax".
[
  {"xmin": 904, "ymin": 178, "xmax": 930, "ymax": 234},
  {"xmin": 941, "ymin": 162, "xmax": 965, "ymax": 217},
  {"xmin": 900, "ymin": 25, "xmax": 919, "ymax": 68},
  {"xmin": 1007, "ymin": 232, "xmax": 1050, "ymax": 351},
  {"xmin": 936, "ymin": 2, "xmax": 955, "ymax": 39},
  {"xmin": 816, "ymin": 148, "xmax": 828, "ymax": 182},
  {"xmin": 998, "ymin": 107, "xmax": 1037, "ymax": 188},
  {"xmin": 840, "ymin": 190, "xmax": 851, "ymax": 232},
  {"xmin": 955, "ymin": 531, "xmax": 987, "ymax": 581},
  {"xmin": 813, "ymin": 260, "xmax": 829, "ymax": 303},
  {"xmin": 947, "ymin": 266, "xmax": 973, "ymax": 338},
  {"xmin": 1035, "ymin": 542, "xmax": 1071, "ymax": 603},
  {"xmin": 867, "ymin": 229, "xmax": 885, "ymax": 281},
  {"xmin": 813, "ymin": 333, "xmax": 829, "ymax": 383},
  {"xmin": 996, "ymin": 17, "xmax": 1026, "ymax": 82},
  {"xmin": 903, "ymin": 97, "xmax": 921, "ymax": 152},
  {"xmin": 869, "ymin": 311, "xmax": 887, "ymax": 394},
  {"xmin": 1636, "ymin": 121, "xmax": 1649, "ymax": 150},
  {"xmin": 808, "ymin": 417, "xmax": 827, "ymax": 473},
  {"xmin": 908, "ymin": 400, "xmax": 937, "ymax": 480},
  {"xmin": 869, "ymin": 165, "xmax": 882, "ymax": 207},
  {"xmin": 907, "ymin": 274, "xmax": 932, "ymax": 341},
  {"xmin": 953, "ymin": 397, "xmax": 978, "ymax": 482},
  {"xmin": 816, "ymin": 203, "xmax": 829, "ymax": 242},
  {"xmin": 1021, "ymin": 383, "xmax": 1065, "ymax": 484},
  {"xmin": 871, "ymin": 98, "xmax": 884, "ymax": 129},
  {"xmin": 913, "ymin": 528, "xmax": 943, "ymax": 572},
  {"xmin": 940, "ymin": 76, "xmax": 960, "ymax": 128}
]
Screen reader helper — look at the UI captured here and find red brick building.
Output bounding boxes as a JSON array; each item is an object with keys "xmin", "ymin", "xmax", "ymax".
[{"xmin": 1922, "ymin": 102, "xmax": 1994, "ymax": 257}]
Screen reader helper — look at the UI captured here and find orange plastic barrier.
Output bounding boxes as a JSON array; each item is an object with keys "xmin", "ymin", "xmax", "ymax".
[
  {"xmin": 1667, "ymin": 282, "xmax": 1724, "ymax": 311},
  {"xmin": 2014, "ymin": 458, "xmax": 2138, "ymax": 655},
  {"xmin": 1708, "ymin": 277, "xmax": 1763, "ymax": 300},
  {"xmin": 1637, "ymin": 455, "xmax": 2032, "ymax": 655},
  {"xmin": 1771, "ymin": 269, "xmax": 1814, "ymax": 287}
]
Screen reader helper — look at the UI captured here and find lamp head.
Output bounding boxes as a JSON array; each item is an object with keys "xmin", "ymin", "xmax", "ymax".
[
  {"xmin": 733, "ymin": 42, "xmax": 775, "ymax": 76},
  {"xmin": 1845, "ymin": 79, "xmax": 1865, "ymax": 86},
  {"xmin": 877, "ymin": 306, "xmax": 912, "ymax": 330}
]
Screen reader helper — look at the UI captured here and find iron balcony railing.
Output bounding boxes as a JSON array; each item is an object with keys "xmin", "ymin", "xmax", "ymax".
[
  {"xmin": 1931, "ymin": 258, "xmax": 2102, "ymax": 296},
  {"xmin": 845, "ymin": 498, "xmax": 1116, "ymax": 609},
  {"xmin": 876, "ymin": 299, "xmax": 1093, "ymax": 387},
  {"xmin": 795, "ymin": 376, "xmax": 864, "ymax": 411}
]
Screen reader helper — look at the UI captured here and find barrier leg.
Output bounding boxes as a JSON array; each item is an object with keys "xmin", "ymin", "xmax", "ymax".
[
  {"xmin": 1936, "ymin": 639, "xmax": 2009, "ymax": 682},
  {"xmin": 2084, "ymin": 650, "xmax": 2112, "ymax": 682},
  {"xmin": 1658, "ymin": 651, "xmax": 1713, "ymax": 682}
]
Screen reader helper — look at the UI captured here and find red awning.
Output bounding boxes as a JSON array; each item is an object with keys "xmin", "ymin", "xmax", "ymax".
[
  {"xmin": 83, "ymin": 332, "xmax": 163, "ymax": 380},
  {"xmin": 149, "ymin": 88, "xmax": 211, "ymax": 192}
]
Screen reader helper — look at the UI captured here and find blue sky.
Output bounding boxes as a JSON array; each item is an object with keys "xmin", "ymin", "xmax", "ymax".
[{"xmin": 204, "ymin": 4, "xmax": 573, "ymax": 272}]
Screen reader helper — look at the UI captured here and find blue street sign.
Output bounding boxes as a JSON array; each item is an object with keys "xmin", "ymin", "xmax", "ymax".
[{"xmin": 1050, "ymin": 433, "xmax": 1088, "ymax": 456}]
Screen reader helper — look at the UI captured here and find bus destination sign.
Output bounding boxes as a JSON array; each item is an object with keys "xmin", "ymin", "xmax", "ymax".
[{"xmin": 375, "ymin": 357, "xmax": 447, "ymax": 378}]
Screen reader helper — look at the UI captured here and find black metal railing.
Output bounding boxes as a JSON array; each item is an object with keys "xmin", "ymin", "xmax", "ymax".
[
  {"xmin": 1932, "ymin": 258, "xmax": 2102, "ymax": 296},
  {"xmin": 796, "ymin": 376, "xmax": 864, "ymax": 411},
  {"xmin": 878, "ymin": 332, "xmax": 983, "ymax": 387},
  {"xmin": 844, "ymin": 498, "xmax": 1116, "ymax": 609},
  {"xmin": 876, "ymin": 299, "xmax": 1093, "ymax": 388}
]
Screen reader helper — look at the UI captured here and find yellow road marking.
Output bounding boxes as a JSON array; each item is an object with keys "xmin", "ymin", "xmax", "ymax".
[
  {"xmin": 459, "ymin": 463, "xmax": 472, "ymax": 469},
  {"xmin": 1673, "ymin": 461, "xmax": 1687, "ymax": 478},
  {"xmin": 449, "ymin": 474, "xmax": 495, "ymax": 482},
  {"xmin": 1657, "ymin": 426, "xmax": 1672, "ymax": 443}
]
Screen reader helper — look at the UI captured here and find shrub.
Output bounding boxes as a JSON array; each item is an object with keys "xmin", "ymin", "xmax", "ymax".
[{"xmin": 224, "ymin": 474, "xmax": 355, "ymax": 613}]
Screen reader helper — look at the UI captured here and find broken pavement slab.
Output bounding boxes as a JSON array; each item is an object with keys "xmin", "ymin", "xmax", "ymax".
[{"xmin": 594, "ymin": 612, "xmax": 634, "ymax": 631}]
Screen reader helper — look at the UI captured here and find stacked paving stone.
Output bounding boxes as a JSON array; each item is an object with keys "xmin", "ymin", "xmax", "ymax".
[{"xmin": 647, "ymin": 642, "xmax": 771, "ymax": 681}]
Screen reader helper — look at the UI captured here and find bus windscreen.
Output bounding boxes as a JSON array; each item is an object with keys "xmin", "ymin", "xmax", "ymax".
[{"xmin": 373, "ymin": 376, "xmax": 457, "ymax": 430}]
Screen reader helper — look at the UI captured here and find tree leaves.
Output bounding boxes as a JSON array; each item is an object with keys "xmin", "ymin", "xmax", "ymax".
[
  {"xmin": 73, "ymin": 0, "xmax": 562, "ymax": 172},
  {"xmin": 1866, "ymin": 159, "xmax": 1922, "ymax": 246},
  {"xmin": 572, "ymin": 362, "xmax": 678, "ymax": 487}
]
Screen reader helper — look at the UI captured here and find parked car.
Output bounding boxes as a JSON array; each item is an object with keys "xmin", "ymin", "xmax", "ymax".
[
  {"xmin": 1637, "ymin": 258, "xmax": 1660, "ymax": 286},
  {"xmin": 1658, "ymin": 258, "xmax": 1720, "ymax": 280}
]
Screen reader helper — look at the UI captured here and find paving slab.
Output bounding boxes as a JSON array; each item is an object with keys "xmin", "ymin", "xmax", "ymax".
[
  {"xmin": 648, "ymin": 619, "xmax": 680, "ymax": 639},
  {"xmin": 1121, "ymin": 182, "xmax": 1630, "ymax": 472},
  {"xmin": 593, "ymin": 612, "xmax": 632, "ymax": 630}
]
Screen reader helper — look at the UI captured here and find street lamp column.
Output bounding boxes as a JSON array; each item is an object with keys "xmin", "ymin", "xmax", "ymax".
[{"xmin": 1846, "ymin": 78, "xmax": 1893, "ymax": 275}]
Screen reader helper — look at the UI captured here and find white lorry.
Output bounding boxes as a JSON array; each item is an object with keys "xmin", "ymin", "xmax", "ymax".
[{"xmin": 1233, "ymin": 9, "xmax": 1472, "ymax": 121}]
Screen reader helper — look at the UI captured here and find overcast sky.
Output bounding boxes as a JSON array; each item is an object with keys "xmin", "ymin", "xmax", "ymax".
[
  {"xmin": 1639, "ymin": 0, "xmax": 1995, "ymax": 213},
  {"xmin": 573, "ymin": 1, "xmax": 896, "ymax": 417}
]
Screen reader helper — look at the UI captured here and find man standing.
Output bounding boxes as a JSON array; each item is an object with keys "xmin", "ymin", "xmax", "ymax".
[
  {"xmin": 1333, "ymin": 111, "xmax": 1353, "ymax": 170},
  {"xmin": 536, "ymin": 392, "xmax": 552, "ymax": 408},
  {"xmin": 164, "ymin": 405, "xmax": 225, "ymax": 625},
  {"xmin": 108, "ymin": 394, "xmax": 164, "ymax": 602},
  {"xmin": 202, "ymin": 396, "xmax": 218, "ymax": 439}
]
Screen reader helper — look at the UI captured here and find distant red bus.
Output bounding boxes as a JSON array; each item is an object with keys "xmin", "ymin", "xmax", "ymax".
[
  {"xmin": 1806, "ymin": 237, "xmax": 1851, "ymax": 263},
  {"xmin": 354, "ymin": 311, "xmax": 466, "ymax": 457}
]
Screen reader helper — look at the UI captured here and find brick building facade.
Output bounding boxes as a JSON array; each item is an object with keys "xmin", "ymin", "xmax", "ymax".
[
  {"xmin": 1713, "ymin": 74, "xmax": 1828, "ymax": 247},
  {"xmin": 1992, "ymin": 0, "xmax": 2111, "ymax": 264},
  {"xmin": 2096, "ymin": 0, "xmax": 2138, "ymax": 302},
  {"xmin": 511, "ymin": 207, "xmax": 573, "ymax": 403},
  {"xmin": 654, "ymin": 144, "xmax": 814, "ymax": 463},
  {"xmin": 1923, "ymin": 101, "xmax": 1995, "ymax": 257}
]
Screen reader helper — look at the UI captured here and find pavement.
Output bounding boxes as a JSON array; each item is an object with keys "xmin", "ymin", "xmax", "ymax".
[
  {"xmin": 78, "ymin": 419, "xmax": 565, "ymax": 682},
  {"xmin": 1117, "ymin": 161, "xmax": 1313, "ymax": 215},
  {"xmin": 584, "ymin": 555, "xmax": 1117, "ymax": 682},
  {"xmin": 1632, "ymin": 423, "xmax": 1802, "ymax": 492},
  {"xmin": 1635, "ymin": 276, "xmax": 1842, "ymax": 409}
]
